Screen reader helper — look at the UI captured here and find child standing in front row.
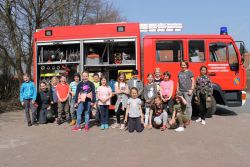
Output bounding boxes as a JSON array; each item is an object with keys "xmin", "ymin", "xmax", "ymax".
[
  {"xmin": 160, "ymin": 71, "xmax": 174, "ymax": 115},
  {"xmin": 50, "ymin": 76, "xmax": 59, "ymax": 123},
  {"xmin": 124, "ymin": 87, "xmax": 144, "ymax": 133},
  {"xmin": 72, "ymin": 71, "xmax": 96, "ymax": 132},
  {"xmin": 97, "ymin": 76, "xmax": 112, "ymax": 130},
  {"xmin": 143, "ymin": 73, "xmax": 157, "ymax": 129},
  {"xmin": 112, "ymin": 72, "xmax": 129, "ymax": 129},
  {"xmin": 69, "ymin": 73, "xmax": 80, "ymax": 126},
  {"xmin": 56, "ymin": 75, "xmax": 70, "ymax": 125},
  {"xmin": 20, "ymin": 73, "xmax": 37, "ymax": 126}
]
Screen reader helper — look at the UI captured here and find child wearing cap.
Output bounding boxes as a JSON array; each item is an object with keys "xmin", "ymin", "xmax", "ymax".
[
  {"xmin": 127, "ymin": 70, "xmax": 143, "ymax": 98},
  {"xmin": 169, "ymin": 92, "xmax": 189, "ymax": 132}
]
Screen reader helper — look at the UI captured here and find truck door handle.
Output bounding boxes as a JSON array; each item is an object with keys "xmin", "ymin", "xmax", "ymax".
[{"xmin": 208, "ymin": 72, "xmax": 216, "ymax": 76}]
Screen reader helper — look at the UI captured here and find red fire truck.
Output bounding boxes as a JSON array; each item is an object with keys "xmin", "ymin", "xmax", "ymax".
[{"xmin": 33, "ymin": 22, "xmax": 247, "ymax": 115}]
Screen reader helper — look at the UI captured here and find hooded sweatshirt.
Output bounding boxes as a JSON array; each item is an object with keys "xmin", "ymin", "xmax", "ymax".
[{"xmin": 20, "ymin": 81, "xmax": 37, "ymax": 102}]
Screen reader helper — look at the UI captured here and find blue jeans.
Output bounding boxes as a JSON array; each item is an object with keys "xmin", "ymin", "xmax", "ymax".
[
  {"xmin": 99, "ymin": 105, "xmax": 109, "ymax": 125},
  {"xmin": 76, "ymin": 101, "xmax": 91, "ymax": 126}
]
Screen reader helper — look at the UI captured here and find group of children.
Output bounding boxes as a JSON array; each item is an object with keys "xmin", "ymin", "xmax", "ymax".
[{"xmin": 20, "ymin": 60, "xmax": 213, "ymax": 133}]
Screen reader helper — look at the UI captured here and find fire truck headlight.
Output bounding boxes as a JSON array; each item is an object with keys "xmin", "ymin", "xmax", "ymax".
[{"xmin": 220, "ymin": 27, "xmax": 228, "ymax": 35}]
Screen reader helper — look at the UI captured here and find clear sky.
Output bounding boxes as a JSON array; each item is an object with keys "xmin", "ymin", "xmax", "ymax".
[{"xmin": 112, "ymin": 0, "xmax": 250, "ymax": 49}]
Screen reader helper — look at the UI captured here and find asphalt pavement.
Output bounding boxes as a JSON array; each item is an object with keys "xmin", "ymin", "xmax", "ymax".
[{"xmin": 0, "ymin": 95, "xmax": 250, "ymax": 167}]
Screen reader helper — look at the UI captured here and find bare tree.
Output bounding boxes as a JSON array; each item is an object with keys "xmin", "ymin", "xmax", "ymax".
[
  {"xmin": 49, "ymin": 0, "xmax": 125, "ymax": 26},
  {"xmin": 0, "ymin": 0, "xmax": 125, "ymax": 84}
]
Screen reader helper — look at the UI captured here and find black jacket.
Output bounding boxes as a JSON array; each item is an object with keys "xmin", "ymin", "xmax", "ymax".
[
  {"xmin": 36, "ymin": 89, "xmax": 51, "ymax": 110},
  {"xmin": 75, "ymin": 81, "xmax": 96, "ymax": 103}
]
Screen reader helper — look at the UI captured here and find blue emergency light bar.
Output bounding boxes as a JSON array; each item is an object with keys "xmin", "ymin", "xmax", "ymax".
[{"xmin": 220, "ymin": 27, "xmax": 228, "ymax": 35}]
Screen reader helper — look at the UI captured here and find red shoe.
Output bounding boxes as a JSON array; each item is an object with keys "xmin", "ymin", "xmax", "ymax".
[
  {"xmin": 84, "ymin": 125, "xmax": 89, "ymax": 132},
  {"xmin": 71, "ymin": 125, "xmax": 81, "ymax": 132},
  {"xmin": 161, "ymin": 125, "xmax": 167, "ymax": 131}
]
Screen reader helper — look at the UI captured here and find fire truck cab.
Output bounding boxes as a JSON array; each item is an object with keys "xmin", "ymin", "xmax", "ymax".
[
  {"xmin": 33, "ymin": 22, "xmax": 247, "ymax": 115},
  {"xmin": 143, "ymin": 34, "xmax": 247, "ymax": 115}
]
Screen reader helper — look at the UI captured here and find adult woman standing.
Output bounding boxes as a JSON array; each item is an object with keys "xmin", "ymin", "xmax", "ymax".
[
  {"xmin": 177, "ymin": 60, "xmax": 195, "ymax": 119},
  {"xmin": 194, "ymin": 66, "xmax": 213, "ymax": 125}
]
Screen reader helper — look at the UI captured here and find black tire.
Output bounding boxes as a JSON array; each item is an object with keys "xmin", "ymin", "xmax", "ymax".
[{"xmin": 206, "ymin": 96, "xmax": 216, "ymax": 118}]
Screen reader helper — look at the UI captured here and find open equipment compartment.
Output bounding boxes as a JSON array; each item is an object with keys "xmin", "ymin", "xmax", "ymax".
[
  {"xmin": 36, "ymin": 42, "xmax": 81, "ymax": 84},
  {"xmin": 83, "ymin": 38, "xmax": 137, "ymax": 83}
]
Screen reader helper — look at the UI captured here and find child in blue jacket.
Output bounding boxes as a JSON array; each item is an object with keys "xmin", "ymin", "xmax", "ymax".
[{"xmin": 20, "ymin": 73, "xmax": 37, "ymax": 126}]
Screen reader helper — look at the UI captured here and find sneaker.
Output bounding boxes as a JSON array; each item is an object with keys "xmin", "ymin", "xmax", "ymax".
[
  {"xmin": 84, "ymin": 125, "xmax": 89, "ymax": 132},
  {"xmin": 196, "ymin": 117, "xmax": 202, "ymax": 122},
  {"xmin": 201, "ymin": 120, "xmax": 206, "ymax": 125},
  {"xmin": 175, "ymin": 126, "xmax": 185, "ymax": 132},
  {"xmin": 161, "ymin": 125, "xmax": 167, "ymax": 131},
  {"xmin": 56, "ymin": 119, "xmax": 61, "ymax": 125},
  {"xmin": 111, "ymin": 123, "xmax": 120, "ymax": 129},
  {"xmin": 104, "ymin": 124, "xmax": 109, "ymax": 129},
  {"xmin": 69, "ymin": 120, "xmax": 76, "ymax": 126},
  {"xmin": 120, "ymin": 124, "xmax": 125, "ymax": 130},
  {"xmin": 100, "ymin": 124, "xmax": 105, "ymax": 130},
  {"xmin": 71, "ymin": 125, "xmax": 81, "ymax": 132},
  {"xmin": 27, "ymin": 122, "xmax": 32, "ymax": 127}
]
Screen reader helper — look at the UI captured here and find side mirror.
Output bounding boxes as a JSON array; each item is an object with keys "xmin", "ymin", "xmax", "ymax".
[
  {"xmin": 240, "ymin": 43, "xmax": 248, "ymax": 55},
  {"xmin": 241, "ymin": 57, "xmax": 245, "ymax": 64}
]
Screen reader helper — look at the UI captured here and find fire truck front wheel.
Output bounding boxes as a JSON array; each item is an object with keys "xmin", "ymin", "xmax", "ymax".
[{"xmin": 207, "ymin": 96, "xmax": 216, "ymax": 118}]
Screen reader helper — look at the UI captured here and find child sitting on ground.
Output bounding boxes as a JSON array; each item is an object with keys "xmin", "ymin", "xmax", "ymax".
[
  {"xmin": 169, "ymin": 92, "xmax": 189, "ymax": 132},
  {"xmin": 150, "ymin": 96, "xmax": 168, "ymax": 131}
]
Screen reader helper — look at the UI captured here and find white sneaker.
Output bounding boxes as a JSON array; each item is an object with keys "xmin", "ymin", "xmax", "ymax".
[
  {"xmin": 201, "ymin": 120, "xmax": 206, "ymax": 125},
  {"xmin": 196, "ymin": 117, "xmax": 202, "ymax": 122},
  {"xmin": 120, "ymin": 124, "xmax": 125, "ymax": 130},
  {"xmin": 111, "ymin": 123, "xmax": 120, "ymax": 129},
  {"xmin": 175, "ymin": 127, "xmax": 185, "ymax": 132}
]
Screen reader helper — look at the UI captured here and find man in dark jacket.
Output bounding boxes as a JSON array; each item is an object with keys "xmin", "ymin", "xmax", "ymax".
[
  {"xmin": 72, "ymin": 71, "xmax": 96, "ymax": 132},
  {"xmin": 36, "ymin": 81, "xmax": 53, "ymax": 124}
]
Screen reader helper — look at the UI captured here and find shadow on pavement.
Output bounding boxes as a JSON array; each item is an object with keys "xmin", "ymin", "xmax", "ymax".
[{"xmin": 214, "ymin": 106, "xmax": 238, "ymax": 116}]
